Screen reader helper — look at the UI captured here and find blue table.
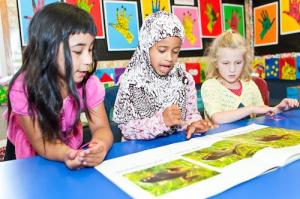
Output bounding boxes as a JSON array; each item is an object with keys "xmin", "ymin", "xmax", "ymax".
[{"xmin": 1, "ymin": 110, "xmax": 300, "ymax": 199}]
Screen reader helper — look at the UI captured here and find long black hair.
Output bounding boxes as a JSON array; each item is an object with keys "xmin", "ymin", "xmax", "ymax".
[{"xmin": 7, "ymin": 3, "xmax": 97, "ymax": 141}]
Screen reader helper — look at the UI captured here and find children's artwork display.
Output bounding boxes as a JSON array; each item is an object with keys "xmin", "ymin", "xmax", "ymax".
[
  {"xmin": 222, "ymin": 4, "xmax": 245, "ymax": 37},
  {"xmin": 265, "ymin": 57, "xmax": 279, "ymax": 79},
  {"xmin": 114, "ymin": 67, "xmax": 126, "ymax": 84},
  {"xmin": 97, "ymin": 124, "xmax": 300, "ymax": 198},
  {"xmin": 185, "ymin": 63, "xmax": 201, "ymax": 84},
  {"xmin": 103, "ymin": 1, "xmax": 139, "ymax": 51},
  {"xmin": 279, "ymin": 57, "xmax": 296, "ymax": 80},
  {"xmin": 252, "ymin": 57, "xmax": 266, "ymax": 79},
  {"xmin": 198, "ymin": 0, "xmax": 222, "ymax": 38},
  {"xmin": 254, "ymin": 2, "xmax": 278, "ymax": 47},
  {"xmin": 199, "ymin": 60, "xmax": 208, "ymax": 82},
  {"xmin": 95, "ymin": 68, "xmax": 115, "ymax": 88},
  {"xmin": 65, "ymin": 0, "xmax": 105, "ymax": 38},
  {"xmin": 0, "ymin": 84, "xmax": 8, "ymax": 106},
  {"xmin": 172, "ymin": 6, "xmax": 202, "ymax": 50},
  {"xmin": 297, "ymin": 56, "xmax": 300, "ymax": 79},
  {"xmin": 17, "ymin": 0, "xmax": 60, "ymax": 46},
  {"xmin": 174, "ymin": 0, "xmax": 194, "ymax": 6},
  {"xmin": 140, "ymin": 0, "xmax": 171, "ymax": 20},
  {"xmin": 280, "ymin": 0, "xmax": 300, "ymax": 35}
]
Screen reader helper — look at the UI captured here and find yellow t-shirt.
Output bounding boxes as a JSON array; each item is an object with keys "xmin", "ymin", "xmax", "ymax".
[{"xmin": 201, "ymin": 78, "xmax": 264, "ymax": 119}]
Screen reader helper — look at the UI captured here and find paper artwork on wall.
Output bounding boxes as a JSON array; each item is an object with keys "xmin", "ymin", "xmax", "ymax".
[
  {"xmin": 172, "ymin": 6, "xmax": 202, "ymax": 50},
  {"xmin": 17, "ymin": 0, "xmax": 60, "ymax": 46},
  {"xmin": 65, "ymin": 0, "xmax": 105, "ymax": 38},
  {"xmin": 185, "ymin": 63, "xmax": 201, "ymax": 84},
  {"xmin": 280, "ymin": 0, "xmax": 300, "ymax": 35},
  {"xmin": 140, "ymin": 0, "xmax": 171, "ymax": 21},
  {"xmin": 95, "ymin": 68, "xmax": 115, "ymax": 88},
  {"xmin": 265, "ymin": 57, "xmax": 279, "ymax": 79},
  {"xmin": 114, "ymin": 67, "xmax": 126, "ymax": 84},
  {"xmin": 296, "ymin": 56, "xmax": 300, "ymax": 79},
  {"xmin": 279, "ymin": 57, "xmax": 296, "ymax": 80},
  {"xmin": 200, "ymin": 60, "xmax": 208, "ymax": 82},
  {"xmin": 104, "ymin": 1, "xmax": 139, "ymax": 51},
  {"xmin": 222, "ymin": 4, "xmax": 245, "ymax": 37},
  {"xmin": 174, "ymin": 0, "xmax": 194, "ymax": 6},
  {"xmin": 252, "ymin": 58, "xmax": 266, "ymax": 79},
  {"xmin": 198, "ymin": 0, "xmax": 223, "ymax": 38},
  {"xmin": 254, "ymin": 2, "xmax": 278, "ymax": 47}
]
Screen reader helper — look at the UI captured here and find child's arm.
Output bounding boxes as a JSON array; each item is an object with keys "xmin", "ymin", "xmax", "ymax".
[
  {"xmin": 79, "ymin": 102, "xmax": 113, "ymax": 167},
  {"xmin": 18, "ymin": 115, "xmax": 82, "ymax": 169},
  {"xmin": 210, "ymin": 105, "xmax": 277, "ymax": 124},
  {"xmin": 118, "ymin": 110, "xmax": 171, "ymax": 140}
]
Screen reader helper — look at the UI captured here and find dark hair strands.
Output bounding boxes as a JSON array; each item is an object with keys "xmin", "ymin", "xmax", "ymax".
[{"xmin": 7, "ymin": 3, "xmax": 97, "ymax": 143}]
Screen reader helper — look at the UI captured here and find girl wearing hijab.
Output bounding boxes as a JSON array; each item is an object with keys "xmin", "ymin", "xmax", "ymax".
[{"xmin": 113, "ymin": 11, "xmax": 216, "ymax": 140}]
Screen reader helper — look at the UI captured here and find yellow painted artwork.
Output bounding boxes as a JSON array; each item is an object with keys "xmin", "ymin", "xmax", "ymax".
[
  {"xmin": 281, "ymin": 62, "xmax": 296, "ymax": 80},
  {"xmin": 109, "ymin": 6, "xmax": 134, "ymax": 43},
  {"xmin": 252, "ymin": 58, "xmax": 266, "ymax": 79},
  {"xmin": 140, "ymin": 0, "xmax": 171, "ymax": 20},
  {"xmin": 183, "ymin": 12, "xmax": 197, "ymax": 45},
  {"xmin": 280, "ymin": 0, "xmax": 300, "ymax": 34}
]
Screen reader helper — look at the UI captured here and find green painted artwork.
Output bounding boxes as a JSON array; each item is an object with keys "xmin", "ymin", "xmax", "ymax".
[
  {"xmin": 123, "ymin": 159, "xmax": 219, "ymax": 196},
  {"xmin": 223, "ymin": 4, "xmax": 245, "ymax": 37},
  {"xmin": 0, "ymin": 85, "xmax": 8, "ymax": 105}
]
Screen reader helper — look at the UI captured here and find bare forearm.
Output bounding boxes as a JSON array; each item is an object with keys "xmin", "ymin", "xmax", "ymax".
[
  {"xmin": 211, "ymin": 106, "xmax": 253, "ymax": 124},
  {"xmin": 33, "ymin": 139, "xmax": 70, "ymax": 161},
  {"xmin": 91, "ymin": 127, "xmax": 113, "ymax": 151}
]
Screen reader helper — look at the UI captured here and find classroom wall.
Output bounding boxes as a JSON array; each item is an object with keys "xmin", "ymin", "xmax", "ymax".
[
  {"xmin": 92, "ymin": 0, "xmax": 246, "ymax": 61},
  {"xmin": 252, "ymin": 0, "xmax": 300, "ymax": 103},
  {"xmin": 253, "ymin": 0, "xmax": 300, "ymax": 56}
]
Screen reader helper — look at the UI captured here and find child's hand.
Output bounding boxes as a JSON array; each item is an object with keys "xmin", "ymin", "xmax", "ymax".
[
  {"xmin": 77, "ymin": 140, "xmax": 108, "ymax": 167},
  {"xmin": 163, "ymin": 104, "xmax": 185, "ymax": 127},
  {"xmin": 276, "ymin": 98, "xmax": 299, "ymax": 111},
  {"xmin": 64, "ymin": 149, "xmax": 83, "ymax": 170},
  {"xmin": 186, "ymin": 119, "xmax": 218, "ymax": 139}
]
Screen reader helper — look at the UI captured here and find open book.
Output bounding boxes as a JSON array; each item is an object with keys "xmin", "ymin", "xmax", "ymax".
[{"xmin": 96, "ymin": 124, "xmax": 300, "ymax": 198}]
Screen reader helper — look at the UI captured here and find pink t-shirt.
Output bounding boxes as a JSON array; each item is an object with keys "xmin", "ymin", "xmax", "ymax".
[{"xmin": 5, "ymin": 74, "xmax": 105, "ymax": 159}]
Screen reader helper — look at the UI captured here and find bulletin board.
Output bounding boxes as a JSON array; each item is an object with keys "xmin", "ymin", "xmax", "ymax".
[
  {"xmin": 253, "ymin": 0, "xmax": 300, "ymax": 56},
  {"xmin": 16, "ymin": 0, "xmax": 245, "ymax": 61},
  {"xmin": 94, "ymin": 0, "xmax": 245, "ymax": 61}
]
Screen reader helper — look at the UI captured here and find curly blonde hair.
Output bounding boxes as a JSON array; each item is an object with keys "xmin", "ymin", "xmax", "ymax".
[{"xmin": 205, "ymin": 30, "xmax": 253, "ymax": 81}]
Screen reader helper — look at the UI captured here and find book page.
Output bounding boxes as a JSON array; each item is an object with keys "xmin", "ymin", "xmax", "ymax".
[{"xmin": 96, "ymin": 124, "xmax": 300, "ymax": 198}]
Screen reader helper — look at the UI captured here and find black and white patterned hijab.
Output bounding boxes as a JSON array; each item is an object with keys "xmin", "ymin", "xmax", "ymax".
[{"xmin": 113, "ymin": 11, "xmax": 188, "ymax": 125}]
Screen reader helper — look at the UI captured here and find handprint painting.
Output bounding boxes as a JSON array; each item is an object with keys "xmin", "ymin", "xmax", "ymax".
[
  {"xmin": 222, "ymin": 4, "xmax": 245, "ymax": 37},
  {"xmin": 65, "ymin": 0, "xmax": 105, "ymax": 38},
  {"xmin": 140, "ymin": 0, "xmax": 171, "ymax": 20},
  {"xmin": 17, "ymin": 0, "xmax": 60, "ymax": 46},
  {"xmin": 173, "ymin": 6, "xmax": 202, "ymax": 50},
  {"xmin": 104, "ymin": 1, "xmax": 139, "ymax": 51},
  {"xmin": 254, "ymin": 2, "xmax": 278, "ymax": 46},
  {"xmin": 198, "ymin": 0, "xmax": 222, "ymax": 37},
  {"xmin": 280, "ymin": 0, "xmax": 300, "ymax": 35}
]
